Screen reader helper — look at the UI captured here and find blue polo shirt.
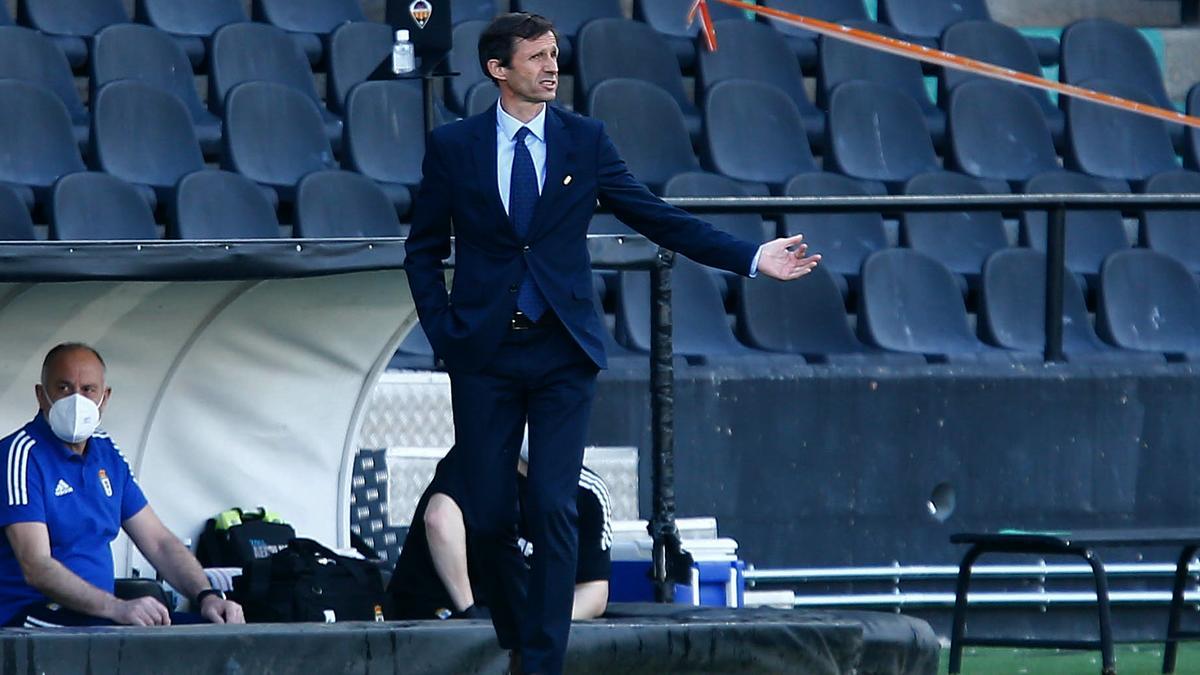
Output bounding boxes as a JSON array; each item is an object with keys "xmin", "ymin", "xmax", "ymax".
[{"xmin": 0, "ymin": 413, "xmax": 147, "ymax": 624}]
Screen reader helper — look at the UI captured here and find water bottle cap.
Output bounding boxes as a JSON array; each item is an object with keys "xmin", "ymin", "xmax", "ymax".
[{"xmin": 396, "ymin": 29, "xmax": 410, "ymax": 41}]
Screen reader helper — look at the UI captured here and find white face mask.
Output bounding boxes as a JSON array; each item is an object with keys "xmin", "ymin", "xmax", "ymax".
[{"xmin": 45, "ymin": 393, "xmax": 103, "ymax": 444}]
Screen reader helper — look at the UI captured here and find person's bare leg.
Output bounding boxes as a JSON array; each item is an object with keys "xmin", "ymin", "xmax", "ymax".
[{"xmin": 424, "ymin": 493, "xmax": 475, "ymax": 613}]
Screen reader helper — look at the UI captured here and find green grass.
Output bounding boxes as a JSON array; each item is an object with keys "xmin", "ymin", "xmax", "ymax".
[{"xmin": 940, "ymin": 643, "xmax": 1200, "ymax": 674}]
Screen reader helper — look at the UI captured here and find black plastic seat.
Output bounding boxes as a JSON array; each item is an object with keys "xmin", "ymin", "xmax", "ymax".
[
  {"xmin": 464, "ymin": 82, "xmax": 500, "ymax": 117},
  {"xmin": 902, "ymin": 171, "xmax": 1009, "ymax": 286},
  {"xmin": 616, "ymin": 257, "xmax": 786, "ymax": 365},
  {"xmin": 450, "ymin": 0, "xmax": 497, "ymax": 25},
  {"xmin": 512, "ymin": 0, "xmax": 623, "ymax": 72},
  {"xmin": 590, "ymin": 79, "xmax": 701, "ymax": 194},
  {"xmin": 0, "ymin": 185, "xmax": 36, "ymax": 240},
  {"xmin": 327, "ymin": 21, "xmax": 394, "ymax": 116},
  {"xmin": 782, "ymin": 172, "xmax": 886, "ymax": 293},
  {"xmin": 1065, "ymin": 78, "xmax": 1180, "ymax": 189},
  {"xmin": 704, "ymin": 80, "xmax": 819, "ymax": 195},
  {"xmin": 879, "ymin": 0, "xmax": 1058, "ymax": 65},
  {"xmin": 946, "ymin": 80, "xmax": 1062, "ymax": 191},
  {"xmin": 210, "ymin": 22, "xmax": 342, "ymax": 146},
  {"xmin": 91, "ymin": 24, "xmax": 222, "ymax": 154},
  {"xmin": 251, "ymin": 0, "xmax": 365, "ymax": 67},
  {"xmin": 695, "ymin": 20, "xmax": 825, "ymax": 149},
  {"xmin": 446, "ymin": 20, "xmax": 489, "ymax": 115},
  {"xmin": 343, "ymin": 81, "xmax": 421, "ymax": 217},
  {"xmin": 1020, "ymin": 171, "xmax": 1130, "ymax": 287},
  {"xmin": 818, "ymin": 20, "xmax": 945, "ymax": 146},
  {"xmin": 296, "ymin": 170, "xmax": 403, "ymax": 238},
  {"xmin": 169, "ymin": 169, "xmax": 280, "ymax": 239},
  {"xmin": 826, "ymin": 81, "xmax": 940, "ymax": 193},
  {"xmin": 1098, "ymin": 249, "xmax": 1200, "ymax": 361},
  {"xmin": 1138, "ymin": 170, "xmax": 1200, "ymax": 275},
  {"xmin": 759, "ymin": 0, "xmax": 868, "ymax": 69},
  {"xmin": 575, "ymin": 18, "xmax": 701, "ymax": 142},
  {"xmin": 859, "ymin": 249, "xmax": 1032, "ymax": 364},
  {"xmin": 633, "ymin": 0, "xmax": 750, "ymax": 72},
  {"xmin": 49, "ymin": 172, "xmax": 158, "ymax": 241},
  {"xmin": 980, "ymin": 248, "xmax": 1160, "ymax": 364},
  {"xmin": 0, "ymin": 3, "xmax": 11, "ymax": 23},
  {"xmin": 735, "ymin": 267, "xmax": 923, "ymax": 364},
  {"xmin": 0, "ymin": 79, "xmax": 86, "ymax": 208},
  {"xmin": 0, "ymin": 26, "xmax": 90, "ymax": 147},
  {"xmin": 1061, "ymin": 17, "xmax": 1180, "ymax": 148},
  {"xmin": 222, "ymin": 81, "xmax": 339, "ymax": 205},
  {"xmin": 91, "ymin": 79, "xmax": 205, "ymax": 208},
  {"xmin": 134, "ymin": 0, "xmax": 247, "ymax": 69},
  {"xmin": 18, "ymin": 0, "xmax": 130, "ymax": 69},
  {"xmin": 940, "ymin": 20, "xmax": 1064, "ymax": 146}
]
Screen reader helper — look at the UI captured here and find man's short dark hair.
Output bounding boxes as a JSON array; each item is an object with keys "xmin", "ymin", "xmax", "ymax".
[
  {"xmin": 478, "ymin": 12, "xmax": 558, "ymax": 85},
  {"xmin": 41, "ymin": 343, "xmax": 106, "ymax": 385}
]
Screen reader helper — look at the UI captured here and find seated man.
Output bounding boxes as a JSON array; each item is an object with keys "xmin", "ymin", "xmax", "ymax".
[
  {"xmin": 389, "ymin": 433, "xmax": 611, "ymax": 620},
  {"xmin": 0, "ymin": 343, "xmax": 244, "ymax": 627}
]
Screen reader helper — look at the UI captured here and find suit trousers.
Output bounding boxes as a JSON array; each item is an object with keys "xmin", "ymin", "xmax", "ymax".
[{"xmin": 447, "ymin": 312, "xmax": 598, "ymax": 675}]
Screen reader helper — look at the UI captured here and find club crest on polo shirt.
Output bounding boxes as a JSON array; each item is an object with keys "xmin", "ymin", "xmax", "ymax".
[
  {"xmin": 98, "ymin": 470, "xmax": 113, "ymax": 498},
  {"xmin": 53, "ymin": 479, "xmax": 73, "ymax": 497}
]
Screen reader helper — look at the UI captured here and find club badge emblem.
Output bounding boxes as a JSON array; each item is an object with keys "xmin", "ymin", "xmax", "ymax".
[{"xmin": 410, "ymin": 0, "xmax": 432, "ymax": 29}]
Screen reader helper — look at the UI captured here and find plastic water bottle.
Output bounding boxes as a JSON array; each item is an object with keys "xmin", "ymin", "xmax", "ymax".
[{"xmin": 392, "ymin": 29, "xmax": 415, "ymax": 75}]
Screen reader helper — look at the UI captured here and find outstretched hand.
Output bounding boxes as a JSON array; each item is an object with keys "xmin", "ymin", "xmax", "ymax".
[{"xmin": 756, "ymin": 234, "xmax": 821, "ymax": 281}]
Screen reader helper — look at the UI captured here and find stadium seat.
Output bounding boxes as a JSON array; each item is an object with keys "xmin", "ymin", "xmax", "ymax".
[
  {"xmin": 0, "ymin": 26, "xmax": 90, "ymax": 147},
  {"xmin": 0, "ymin": 3, "xmax": 10, "ymax": 24},
  {"xmin": 782, "ymin": 172, "xmax": 887, "ymax": 294},
  {"xmin": 590, "ymin": 79, "xmax": 702, "ymax": 194},
  {"xmin": 980, "ymin": 248, "xmax": 1161, "ymax": 363},
  {"xmin": 464, "ymin": 82, "xmax": 500, "ymax": 117},
  {"xmin": 1020, "ymin": 171, "xmax": 1130, "ymax": 287},
  {"xmin": 858, "ymin": 249, "xmax": 1032, "ymax": 363},
  {"xmin": 695, "ymin": 20, "xmax": 825, "ymax": 149},
  {"xmin": 616, "ymin": 257, "xmax": 784, "ymax": 365},
  {"xmin": 134, "ymin": 0, "xmax": 247, "ymax": 68},
  {"xmin": 1188, "ymin": 83, "xmax": 1200, "ymax": 172},
  {"xmin": 575, "ymin": 18, "xmax": 701, "ymax": 142},
  {"xmin": 17, "ymin": 0, "xmax": 130, "ymax": 69},
  {"xmin": 91, "ymin": 24, "xmax": 222, "ymax": 154},
  {"xmin": 1064, "ymin": 79, "xmax": 1179, "ymax": 189},
  {"xmin": 342, "ymin": 81, "xmax": 421, "ymax": 217},
  {"xmin": 450, "ymin": 0, "xmax": 497, "ymax": 25},
  {"xmin": 1098, "ymin": 249, "xmax": 1200, "ymax": 361},
  {"xmin": 512, "ymin": 0, "xmax": 624, "ymax": 71},
  {"xmin": 0, "ymin": 185, "xmax": 36, "ymax": 241},
  {"xmin": 901, "ymin": 171, "xmax": 1010, "ymax": 287},
  {"xmin": 49, "ymin": 172, "xmax": 158, "ymax": 241},
  {"xmin": 446, "ymin": 20, "xmax": 489, "ymax": 115},
  {"xmin": 169, "ymin": 169, "xmax": 281, "ymax": 239},
  {"xmin": 1060, "ymin": 17, "xmax": 1180, "ymax": 147},
  {"xmin": 91, "ymin": 79, "xmax": 205, "ymax": 208},
  {"xmin": 210, "ymin": 22, "xmax": 342, "ymax": 146},
  {"xmin": 222, "ymin": 81, "xmax": 338, "ymax": 205},
  {"xmin": 946, "ymin": 80, "xmax": 1062, "ymax": 190},
  {"xmin": 939, "ymin": 21, "xmax": 1065, "ymax": 146},
  {"xmin": 327, "ymin": 21, "xmax": 394, "ymax": 116},
  {"xmin": 251, "ymin": 0, "xmax": 365, "ymax": 66},
  {"xmin": 826, "ymin": 81, "xmax": 940, "ymax": 193},
  {"xmin": 758, "ymin": 0, "xmax": 869, "ymax": 69},
  {"xmin": 818, "ymin": 20, "xmax": 945, "ymax": 146},
  {"xmin": 389, "ymin": 322, "xmax": 438, "ymax": 371},
  {"xmin": 295, "ymin": 170, "xmax": 403, "ymax": 238},
  {"xmin": 878, "ymin": 0, "xmax": 1058, "ymax": 65},
  {"xmin": 704, "ymin": 79, "xmax": 818, "ymax": 195},
  {"xmin": 735, "ymin": 267, "xmax": 924, "ymax": 364},
  {"xmin": 633, "ymin": 0, "xmax": 749, "ymax": 71},
  {"xmin": 1138, "ymin": 170, "xmax": 1200, "ymax": 275},
  {"xmin": 0, "ymin": 79, "xmax": 87, "ymax": 209}
]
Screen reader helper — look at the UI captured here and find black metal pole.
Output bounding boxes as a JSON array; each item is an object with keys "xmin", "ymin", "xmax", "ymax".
[
  {"xmin": 422, "ymin": 74, "xmax": 437, "ymax": 135},
  {"xmin": 1044, "ymin": 206, "xmax": 1067, "ymax": 362},
  {"xmin": 649, "ymin": 248, "xmax": 681, "ymax": 602}
]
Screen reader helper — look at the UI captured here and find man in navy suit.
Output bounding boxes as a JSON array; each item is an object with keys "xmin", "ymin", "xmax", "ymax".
[{"xmin": 405, "ymin": 12, "xmax": 820, "ymax": 674}]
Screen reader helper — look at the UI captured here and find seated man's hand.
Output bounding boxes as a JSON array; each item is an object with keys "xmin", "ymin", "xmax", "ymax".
[
  {"xmin": 111, "ymin": 596, "xmax": 172, "ymax": 626},
  {"xmin": 200, "ymin": 595, "xmax": 245, "ymax": 624}
]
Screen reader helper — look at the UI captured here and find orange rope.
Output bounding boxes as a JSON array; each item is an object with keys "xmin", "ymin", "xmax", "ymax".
[{"xmin": 692, "ymin": 0, "xmax": 1200, "ymax": 130}]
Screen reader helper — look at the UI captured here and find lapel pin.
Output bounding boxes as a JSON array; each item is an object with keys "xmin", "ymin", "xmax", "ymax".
[{"xmin": 563, "ymin": 175, "xmax": 573, "ymax": 186}]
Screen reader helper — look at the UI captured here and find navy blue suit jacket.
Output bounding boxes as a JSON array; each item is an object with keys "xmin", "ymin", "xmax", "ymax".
[{"xmin": 404, "ymin": 104, "xmax": 759, "ymax": 373}]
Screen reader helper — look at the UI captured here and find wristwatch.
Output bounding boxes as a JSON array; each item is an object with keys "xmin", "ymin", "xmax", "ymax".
[{"xmin": 195, "ymin": 588, "xmax": 226, "ymax": 605}]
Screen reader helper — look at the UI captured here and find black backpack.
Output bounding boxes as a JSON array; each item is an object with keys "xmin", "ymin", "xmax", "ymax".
[
  {"xmin": 233, "ymin": 538, "xmax": 391, "ymax": 623},
  {"xmin": 196, "ymin": 507, "xmax": 295, "ymax": 568}
]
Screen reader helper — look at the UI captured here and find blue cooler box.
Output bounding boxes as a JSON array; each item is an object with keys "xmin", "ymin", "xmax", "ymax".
[{"xmin": 609, "ymin": 519, "xmax": 744, "ymax": 607}]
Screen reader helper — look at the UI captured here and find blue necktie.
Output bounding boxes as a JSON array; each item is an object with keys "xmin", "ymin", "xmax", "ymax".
[{"xmin": 510, "ymin": 127, "xmax": 548, "ymax": 321}]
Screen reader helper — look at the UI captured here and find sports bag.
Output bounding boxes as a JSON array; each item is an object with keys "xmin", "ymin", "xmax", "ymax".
[{"xmin": 196, "ymin": 507, "xmax": 295, "ymax": 568}]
